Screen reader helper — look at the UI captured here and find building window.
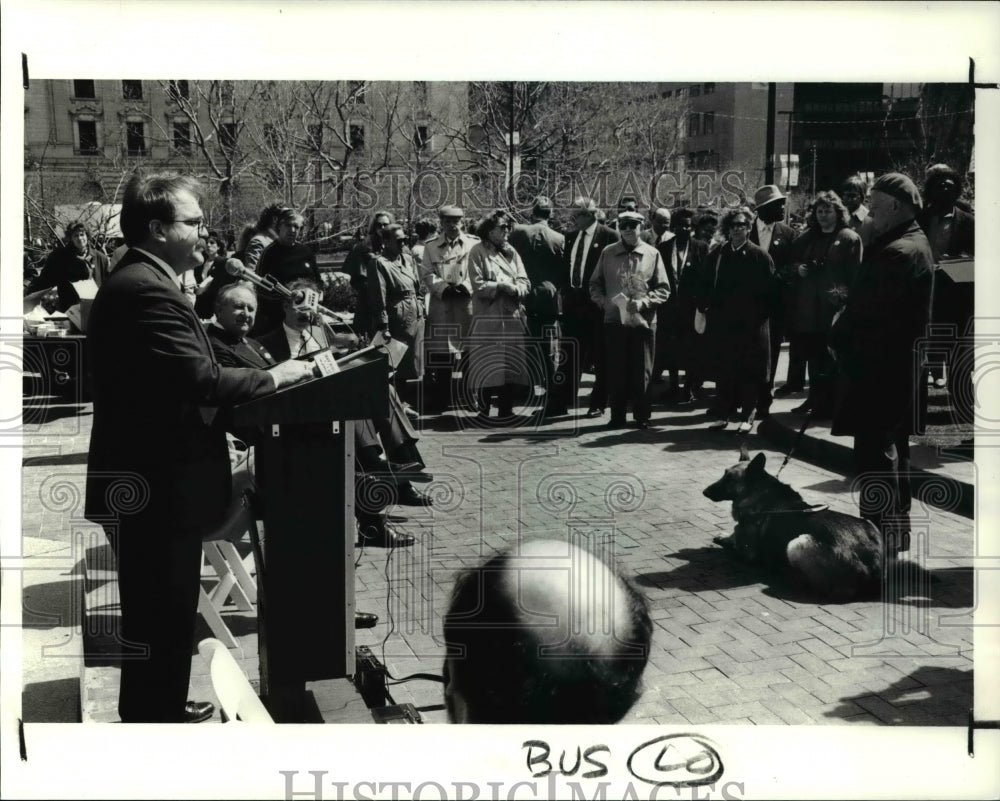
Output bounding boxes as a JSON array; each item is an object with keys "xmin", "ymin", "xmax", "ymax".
[
  {"xmin": 413, "ymin": 125, "xmax": 430, "ymax": 152},
  {"xmin": 704, "ymin": 82, "xmax": 715, "ymax": 95},
  {"xmin": 168, "ymin": 80, "xmax": 190, "ymax": 100},
  {"xmin": 122, "ymin": 80, "xmax": 143, "ymax": 100},
  {"xmin": 219, "ymin": 80, "xmax": 235, "ymax": 104},
  {"xmin": 125, "ymin": 120, "xmax": 146, "ymax": 156},
  {"xmin": 349, "ymin": 124, "xmax": 365, "ymax": 150},
  {"xmin": 688, "ymin": 113, "xmax": 700, "ymax": 137},
  {"xmin": 703, "ymin": 111, "xmax": 714, "ymax": 135},
  {"xmin": 73, "ymin": 79, "xmax": 96, "ymax": 99},
  {"xmin": 77, "ymin": 120, "xmax": 99, "ymax": 154},
  {"xmin": 349, "ymin": 81, "xmax": 367, "ymax": 104},
  {"xmin": 414, "ymin": 81, "xmax": 428, "ymax": 105},
  {"xmin": 664, "ymin": 90, "xmax": 672, "ymax": 98},
  {"xmin": 690, "ymin": 85, "xmax": 701, "ymax": 97},
  {"xmin": 675, "ymin": 87, "xmax": 685, "ymax": 100},
  {"xmin": 172, "ymin": 121, "xmax": 192, "ymax": 154},
  {"xmin": 220, "ymin": 122, "xmax": 238, "ymax": 152}
]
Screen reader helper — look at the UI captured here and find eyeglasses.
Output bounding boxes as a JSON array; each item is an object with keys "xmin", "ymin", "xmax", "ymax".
[
  {"xmin": 618, "ymin": 221, "xmax": 641, "ymax": 230},
  {"xmin": 165, "ymin": 217, "xmax": 207, "ymax": 230}
]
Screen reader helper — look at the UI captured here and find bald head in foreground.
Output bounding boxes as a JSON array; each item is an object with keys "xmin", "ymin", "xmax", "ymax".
[{"xmin": 442, "ymin": 539, "xmax": 652, "ymax": 724}]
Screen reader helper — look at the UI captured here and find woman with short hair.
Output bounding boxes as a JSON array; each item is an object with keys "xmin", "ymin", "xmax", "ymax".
[
  {"xmin": 701, "ymin": 207, "xmax": 776, "ymax": 433},
  {"xmin": 466, "ymin": 210, "xmax": 532, "ymax": 421}
]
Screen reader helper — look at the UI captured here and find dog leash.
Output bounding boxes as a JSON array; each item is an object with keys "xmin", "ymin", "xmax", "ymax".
[{"xmin": 775, "ymin": 408, "xmax": 813, "ymax": 478}]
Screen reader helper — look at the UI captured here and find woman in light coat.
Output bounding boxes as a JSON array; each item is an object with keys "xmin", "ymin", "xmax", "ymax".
[{"xmin": 467, "ymin": 210, "xmax": 532, "ymax": 421}]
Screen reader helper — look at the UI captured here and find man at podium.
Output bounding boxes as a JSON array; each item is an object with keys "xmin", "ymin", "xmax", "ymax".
[{"xmin": 84, "ymin": 172, "xmax": 314, "ymax": 723}]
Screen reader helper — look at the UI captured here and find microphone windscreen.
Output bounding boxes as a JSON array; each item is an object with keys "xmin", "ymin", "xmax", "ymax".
[{"xmin": 224, "ymin": 258, "xmax": 246, "ymax": 277}]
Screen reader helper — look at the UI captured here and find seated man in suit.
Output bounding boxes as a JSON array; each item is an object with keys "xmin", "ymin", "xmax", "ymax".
[
  {"xmin": 442, "ymin": 538, "xmax": 652, "ymax": 724},
  {"xmin": 256, "ymin": 280, "xmax": 433, "ymax": 500}
]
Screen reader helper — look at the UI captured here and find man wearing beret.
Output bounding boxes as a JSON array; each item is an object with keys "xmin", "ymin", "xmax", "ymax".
[
  {"xmin": 589, "ymin": 210, "xmax": 670, "ymax": 429},
  {"xmin": 830, "ymin": 172, "xmax": 935, "ymax": 555},
  {"xmin": 420, "ymin": 206, "xmax": 479, "ymax": 414}
]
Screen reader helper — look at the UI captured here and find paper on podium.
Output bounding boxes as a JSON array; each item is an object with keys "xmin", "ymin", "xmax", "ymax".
[
  {"xmin": 71, "ymin": 278, "xmax": 99, "ymax": 300},
  {"xmin": 312, "ymin": 349, "xmax": 341, "ymax": 377},
  {"xmin": 371, "ymin": 331, "xmax": 408, "ymax": 369}
]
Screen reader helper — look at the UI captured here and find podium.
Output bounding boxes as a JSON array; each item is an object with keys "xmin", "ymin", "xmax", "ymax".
[{"xmin": 232, "ymin": 348, "xmax": 389, "ymax": 700}]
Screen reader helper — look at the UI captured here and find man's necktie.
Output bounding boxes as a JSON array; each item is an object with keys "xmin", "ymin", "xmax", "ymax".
[{"xmin": 572, "ymin": 234, "xmax": 585, "ymax": 288}]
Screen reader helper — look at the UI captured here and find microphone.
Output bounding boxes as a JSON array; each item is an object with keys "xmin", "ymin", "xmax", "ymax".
[{"xmin": 224, "ymin": 258, "xmax": 346, "ymax": 323}]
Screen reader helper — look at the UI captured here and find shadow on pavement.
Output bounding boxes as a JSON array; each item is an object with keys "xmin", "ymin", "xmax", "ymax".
[
  {"xmin": 23, "ymin": 451, "xmax": 89, "ymax": 467},
  {"xmin": 22, "ymin": 403, "xmax": 91, "ymax": 426},
  {"xmin": 22, "ymin": 677, "xmax": 81, "ymax": 723},
  {"xmin": 21, "ymin": 578, "xmax": 81, "ymax": 630},
  {"xmin": 635, "ymin": 546, "xmax": 761, "ymax": 593},
  {"xmin": 823, "ymin": 665, "xmax": 972, "ymax": 725}
]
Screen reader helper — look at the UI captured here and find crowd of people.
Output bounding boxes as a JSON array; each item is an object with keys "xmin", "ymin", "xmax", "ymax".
[{"xmin": 34, "ymin": 159, "xmax": 974, "ymax": 725}]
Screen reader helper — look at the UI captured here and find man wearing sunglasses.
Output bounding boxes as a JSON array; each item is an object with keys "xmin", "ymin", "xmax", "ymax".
[
  {"xmin": 588, "ymin": 210, "xmax": 670, "ymax": 429},
  {"xmin": 85, "ymin": 172, "xmax": 314, "ymax": 723}
]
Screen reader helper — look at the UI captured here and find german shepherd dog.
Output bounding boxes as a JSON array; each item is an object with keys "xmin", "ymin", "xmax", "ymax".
[{"xmin": 703, "ymin": 447, "xmax": 884, "ymax": 601}]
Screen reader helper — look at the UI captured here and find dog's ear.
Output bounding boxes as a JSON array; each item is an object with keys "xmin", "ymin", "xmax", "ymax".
[
  {"xmin": 738, "ymin": 443, "xmax": 750, "ymax": 462},
  {"xmin": 749, "ymin": 452, "xmax": 767, "ymax": 472}
]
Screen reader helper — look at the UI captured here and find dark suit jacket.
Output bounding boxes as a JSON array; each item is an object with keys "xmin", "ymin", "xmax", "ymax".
[
  {"xmin": 560, "ymin": 224, "xmax": 618, "ymax": 294},
  {"xmin": 750, "ymin": 220, "xmax": 798, "ymax": 315},
  {"xmin": 85, "ymin": 248, "xmax": 274, "ymax": 535},
  {"xmin": 207, "ymin": 324, "xmax": 277, "ymax": 369}
]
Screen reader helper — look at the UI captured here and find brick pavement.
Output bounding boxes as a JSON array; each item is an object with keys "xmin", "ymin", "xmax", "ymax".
[{"xmin": 19, "ymin": 372, "xmax": 975, "ymax": 726}]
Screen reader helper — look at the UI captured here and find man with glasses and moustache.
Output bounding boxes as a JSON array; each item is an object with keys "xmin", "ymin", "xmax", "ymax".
[{"xmin": 85, "ymin": 172, "xmax": 313, "ymax": 723}]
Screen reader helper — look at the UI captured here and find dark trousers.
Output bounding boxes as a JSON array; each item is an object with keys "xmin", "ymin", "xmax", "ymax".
[
  {"xmin": 798, "ymin": 331, "xmax": 835, "ymax": 413},
  {"xmin": 853, "ymin": 426, "xmax": 912, "ymax": 536},
  {"xmin": 108, "ymin": 522, "xmax": 203, "ymax": 722},
  {"xmin": 528, "ymin": 316, "xmax": 560, "ymax": 409},
  {"xmin": 560, "ymin": 293, "xmax": 607, "ymax": 411},
  {"xmin": 716, "ymin": 376, "xmax": 762, "ymax": 421},
  {"xmin": 605, "ymin": 324, "xmax": 655, "ymax": 422}
]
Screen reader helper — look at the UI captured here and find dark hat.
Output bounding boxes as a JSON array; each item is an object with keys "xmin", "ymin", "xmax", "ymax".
[
  {"xmin": 753, "ymin": 185, "xmax": 786, "ymax": 208},
  {"xmin": 438, "ymin": 205, "xmax": 464, "ymax": 219},
  {"xmin": 871, "ymin": 173, "xmax": 922, "ymax": 210}
]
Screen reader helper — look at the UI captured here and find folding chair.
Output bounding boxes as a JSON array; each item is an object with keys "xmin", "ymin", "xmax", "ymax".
[{"xmin": 197, "ymin": 638, "xmax": 273, "ymax": 723}]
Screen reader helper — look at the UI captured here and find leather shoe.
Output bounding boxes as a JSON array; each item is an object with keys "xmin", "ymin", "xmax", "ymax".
[
  {"xmin": 360, "ymin": 522, "xmax": 415, "ymax": 548},
  {"xmin": 398, "ymin": 485, "xmax": 433, "ymax": 506},
  {"xmin": 773, "ymin": 384, "xmax": 804, "ymax": 397},
  {"xmin": 586, "ymin": 407, "xmax": 605, "ymax": 418},
  {"xmin": 355, "ymin": 611, "xmax": 379, "ymax": 629},
  {"xmin": 790, "ymin": 402, "xmax": 812, "ymax": 415},
  {"xmin": 389, "ymin": 461, "xmax": 433, "ymax": 483},
  {"xmin": 636, "ymin": 420, "xmax": 651, "ymax": 430},
  {"xmin": 183, "ymin": 701, "xmax": 215, "ymax": 723}
]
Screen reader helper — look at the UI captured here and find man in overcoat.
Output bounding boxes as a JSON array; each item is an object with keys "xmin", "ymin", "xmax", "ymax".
[{"xmin": 830, "ymin": 173, "xmax": 934, "ymax": 554}]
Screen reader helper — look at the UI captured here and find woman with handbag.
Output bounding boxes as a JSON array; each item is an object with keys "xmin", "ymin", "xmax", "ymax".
[{"xmin": 467, "ymin": 210, "xmax": 532, "ymax": 422}]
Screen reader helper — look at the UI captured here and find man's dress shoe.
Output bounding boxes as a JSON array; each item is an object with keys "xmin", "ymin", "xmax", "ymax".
[
  {"xmin": 398, "ymin": 485, "xmax": 433, "ymax": 506},
  {"xmin": 360, "ymin": 521, "xmax": 415, "ymax": 548},
  {"xmin": 184, "ymin": 701, "xmax": 215, "ymax": 723},
  {"xmin": 390, "ymin": 462, "xmax": 433, "ymax": 483},
  {"xmin": 355, "ymin": 611, "xmax": 379, "ymax": 629},
  {"xmin": 586, "ymin": 408, "xmax": 605, "ymax": 418}
]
